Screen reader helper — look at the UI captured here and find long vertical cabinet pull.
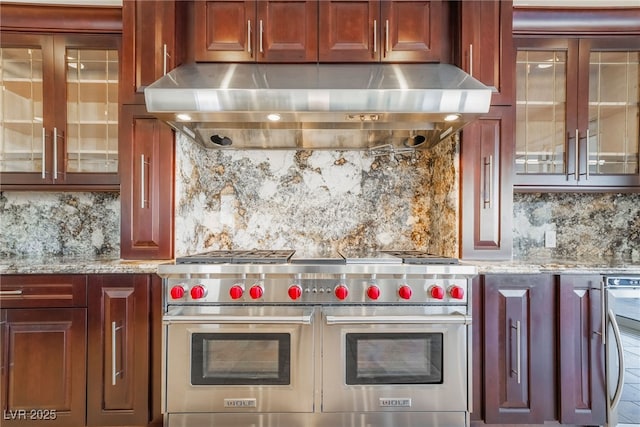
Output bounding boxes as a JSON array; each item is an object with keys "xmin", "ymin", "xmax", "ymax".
[
  {"xmin": 469, "ymin": 44, "xmax": 473, "ymax": 77},
  {"xmin": 575, "ymin": 129, "xmax": 580, "ymax": 181},
  {"xmin": 373, "ymin": 20, "xmax": 377, "ymax": 54},
  {"xmin": 247, "ymin": 20, "xmax": 252, "ymax": 55},
  {"xmin": 111, "ymin": 321, "xmax": 124, "ymax": 385},
  {"xmin": 53, "ymin": 127, "xmax": 59, "ymax": 180},
  {"xmin": 585, "ymin": 129, "xmax": 590, "ymax": 180},
  {"xmin": 483, "ymin": 155, "xmax": 493, "ymax": 209},
  {"xmin": 259, "ymin": 20, "xmax": 264, "ymax": 54},
  {"xmin": 384, "ymin": 20, "xmax": 389, "ymax": 57},
  {"xmin": 41, "ymin": 128, "xmax": 46, "ymax": 179},
  {"xmin": 163, "ymin": 44, "xmax": 170, "ymax": 76},
  {"xmin": 140, "ymin": 154, "xmax": 148, "ymax": 209},
  {"xmin": 510, "ymin": 319, "xmax": 522, "ymax": 384}
]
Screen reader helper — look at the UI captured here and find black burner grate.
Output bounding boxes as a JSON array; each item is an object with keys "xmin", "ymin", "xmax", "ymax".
[
  {"xmin": 381, "ymin": 250, "xmax": 459, "ymax": 265},
  {"xmin": 176, "ymin": 250, "xmax": 295, "ymax": 264}
]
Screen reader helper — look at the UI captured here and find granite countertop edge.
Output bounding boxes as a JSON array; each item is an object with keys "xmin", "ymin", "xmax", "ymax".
[{"xmin": 1, "ymin": 257, "xmax": 639, "ymax": 276}]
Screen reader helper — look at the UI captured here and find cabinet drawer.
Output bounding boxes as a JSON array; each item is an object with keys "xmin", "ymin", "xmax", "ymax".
[{"xmin": 0, "ymin": 275, "xmax": 87, "ymax": 308}]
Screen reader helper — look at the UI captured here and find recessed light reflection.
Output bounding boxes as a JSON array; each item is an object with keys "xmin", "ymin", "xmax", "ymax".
[
  {"xmin": 267, "ymin": 113, "xmax": 281, "ymax": 121},
  {"xmin": 444, "ymin": 114, "xmax": 460, "ymax": 122},
  {"xmin": 177, "ymin": 113, "xmax": 192, "ymax": 121}
]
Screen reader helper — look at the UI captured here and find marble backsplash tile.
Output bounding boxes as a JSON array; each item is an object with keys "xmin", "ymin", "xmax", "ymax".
[
  {"xmin": 0, "ymin": 191, "xmax": 120, "ymax": 258},
  {"xmin": 513, "ymin": 192, "xmax": 640, "ymax": 262},
  {"xmin": 174, "ymin": 134, "xmax": 460, "ymax": 257}
]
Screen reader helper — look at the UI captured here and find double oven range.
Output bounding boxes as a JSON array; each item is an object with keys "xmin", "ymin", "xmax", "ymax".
[{"xmin": 158, "ymin": 250, "xmax": 477, "ymax": 427}]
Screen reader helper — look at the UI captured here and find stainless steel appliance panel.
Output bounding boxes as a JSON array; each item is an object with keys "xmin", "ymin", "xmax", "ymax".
[
  {"xmin": 321, "ymin": 306, "xmax": 470, "ymax": 413},
  {"xmin": 164, "ymin": 306, "xmax": 315, "ymax": 413}
]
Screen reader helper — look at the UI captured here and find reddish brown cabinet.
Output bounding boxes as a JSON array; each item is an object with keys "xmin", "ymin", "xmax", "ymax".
[
  {"xmin": 87, "ymin": 274, "xmax": 150, "ymax": 426},
  {"xmin": 513, "ymin": 9, "xmax": 640, "ymax": 190},
  {"xmin": 319, "ymin": 0, "xmax": 443, "ymax": 62},
  {"xmin": 558, "ymin": 275, "xmax": 606, "ymax": 426},
  {"xmin": 120, "ymin": 0, "xmax": 177, "ymax": 260},
  {"xmin": 482, "ymin": 274, "xmax": 556, "ymax": 424},
  {"xmin": 119, "ymin": 105, "xmax": 175, "ymax": 260},
  {"xmin": 120, "ymin": 0, "xmax": 186, "ymax": 104},
  {"xmin": 458, "ymin": 0, "xmax": 513, "ymax": 106},
  {"xmin": 460, "ymin": 106, "xmax": 514, "ymax": 260},
  {"xmin": 0, "ymin": 275, "xmax": 88, "ymax": 427},
  {"xmin": 458, "ymin": 0, "xmax": 514, "ymax": 260},
  {"xmin": 0, "ymin": 30, "xmax": 121, "ymax": 190},
  {"xmin": 193, "ymin": 0, "xmax": 318, "ymax": 62}
]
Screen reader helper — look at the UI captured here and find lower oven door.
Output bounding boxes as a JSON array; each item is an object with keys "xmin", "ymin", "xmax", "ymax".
[
  {"xmin": 322, "ymin": 306, "xmax": 471, "ymax": 413},
  {"xmin": 164, "ymin": 306, "xmax": 315, "ymax": 413}
]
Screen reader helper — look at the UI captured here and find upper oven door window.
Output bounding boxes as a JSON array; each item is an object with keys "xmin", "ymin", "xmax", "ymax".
[
  {"xmin": 191, "ymin": 332, "xmax": 290, "ymax": 385},
  {"xmin": 345, "ymin": 333, "xmax": 443, "ymax": 385}
]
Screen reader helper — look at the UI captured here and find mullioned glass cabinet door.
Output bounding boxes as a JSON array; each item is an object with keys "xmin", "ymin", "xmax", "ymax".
[
  {"xmin": 0, "ymin": 33, "xmax": 119, "ymax": 189},
  {"xmin": 514, "ymin": 37, "xmax": 640, "ymax": 189}
]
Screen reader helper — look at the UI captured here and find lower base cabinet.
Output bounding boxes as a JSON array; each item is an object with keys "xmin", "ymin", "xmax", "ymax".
[
  {"xmin": 473, "ymin": 274, "xmax": 607, "ymax": 426},
  {"xmin": 0, "ymin": 273, "xmax": 160, "ymax": 427},
  {"xmin": 87, "ymin": 274, "xmax": 150, "ymax": 426}
]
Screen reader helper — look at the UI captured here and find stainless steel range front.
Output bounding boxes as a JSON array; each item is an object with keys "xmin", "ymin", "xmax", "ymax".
[{"xmin": 158, "ymin": 250, "xmax": 477, "ymax": 427}]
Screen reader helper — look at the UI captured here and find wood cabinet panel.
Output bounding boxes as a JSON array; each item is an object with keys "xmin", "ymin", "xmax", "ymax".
[
  {"xmin": 460, "ymin": 106, "xmax": 514, "ymax": 260},
  {"xmin": 87, "ymin": 274, "xmax": 150, "ymax": 426},
  {"xmin": 0, "ymin": 6, "xmax": 121, "ymax": 191},
  {"xmin": 318, "ymin": 0, "xmax": 379, "ymax": 62},
  {"xmin": 119, "ymin": 105, "xmax": 174, "ymax": 260},
  {"xmin": 558, "ymin": 275, "xmax": 606, "ymax": 425},
  {"xmin": 381, "ymin": 0, "xmax": 441, "ymax": 62},
  {"xmin": 459, "ymin": 0, "xmax": 513, "ymax": 105},
  {"xmin": 121, "ymin": 0, "xmax": 186, "ymax": 105},
  {"xmin": 0, "ymin": 308, "xmax": 87, "ymax": 427},
  {"xmin": 483, "ymin": 274, "xmax": 556, "ymax": 424}
]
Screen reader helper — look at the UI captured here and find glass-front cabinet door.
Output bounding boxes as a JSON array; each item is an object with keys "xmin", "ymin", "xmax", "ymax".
[
  {"xmin": 514, "ymin": 37, "xmax": 640, "ymax": 189},
  {"xmin": 0, "ymin": 33, "xmax": 119, "ymax": 189}
]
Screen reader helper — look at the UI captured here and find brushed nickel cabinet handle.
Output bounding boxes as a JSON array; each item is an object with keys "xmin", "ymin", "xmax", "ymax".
[
  {"xmin": 373, "ymin": 20, "xmax": 377, "ymax": 54},
  {"xmin": 510, "ymin": 319, "xmax": 521, "ymax": 384},
  {"xmin": 483, "ymin": 155, "xmax": 493, "ymax": 209},
  {"xmin": 259, "ymin": 20, "xmax": 264, "ymax": 54},
  {"xmin": 385, "ymin": 20, "xmax": 389, "ymax": 57},
  {"xmin": 0, "ymin": 290, "xmax": 23, "ymax": 296},
  {"xmin": 41, "ymin": 128, "xmax": 46, "ymax": 179},
  {"xmin": 140, "ymin": 154, "xmax": 148, "ymax": 208},
  {"xmin": 247, "ymin": 20, "xmax": 252, "ymax": 55},
  {"xmin": 111, "ymin": 321, "xmax": 124, "ymax": 385},
  {"xmin": 469, "ymin": 44, "xmax": 473, "ymax": 77},
  {"xmin": 53, "ymin": 127, "xmax": 59, "ymax": 180},
  {"xmin": 163, "ymin": 43, "xmax": 170, "ymax": 75},
  {"xmin": 575, "ymin": 129, "xmax": 580, "ymax": 182},
  {"xmin": 585, "ymin": 129, "xmax": 590, "ymax": 180}
]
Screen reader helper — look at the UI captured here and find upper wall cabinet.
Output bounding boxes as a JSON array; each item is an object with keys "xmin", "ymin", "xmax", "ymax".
[
  {"xmin": 458, "ymin": 0, "xmax": 513, "ymax": 105},
  {"xmin": 319, "ymin": 0, "xmax": 444, "ymax": 62},
  {"xmin": 191, "ymin": 0, "xmax": 445, "ymax": 63},
  {"xmin": 193, "ymin": 0, "xmax": 318, "ymax": 62},
  {"xmin": 513, "ymin": 8, "xmax": 640, "ymax": 190},
  {"xmin": 120, "ymin": 0, "xmax": 187, "ymax": 105},
  {"xmin": 0, "ymin": 5, "xmax": 121, "ymax": 191}
]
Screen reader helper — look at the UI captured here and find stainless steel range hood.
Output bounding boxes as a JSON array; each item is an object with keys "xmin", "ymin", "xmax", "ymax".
[{"xmin": 144, "ymin": 63, "xmax": 492, "ymax": 150}]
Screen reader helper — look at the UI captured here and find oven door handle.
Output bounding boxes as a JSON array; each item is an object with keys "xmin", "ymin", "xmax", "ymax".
[
  {"xmin": 324, "ymin": 313, "xmax": 471, "ymax": 325},
  {"xmin": 164, "ymin": 312, "xmax": 313, "ymax": 325}
]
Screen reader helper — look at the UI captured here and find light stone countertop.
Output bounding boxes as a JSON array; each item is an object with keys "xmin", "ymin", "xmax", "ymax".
[{"xmin": 1, "ymin": 256, "xmax": 639, "ymax": 276}]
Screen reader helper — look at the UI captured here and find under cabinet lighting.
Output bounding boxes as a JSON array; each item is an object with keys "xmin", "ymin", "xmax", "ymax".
[{"xmin": 177, "ymin": 113, "xmax": 192, "ymax": 121}]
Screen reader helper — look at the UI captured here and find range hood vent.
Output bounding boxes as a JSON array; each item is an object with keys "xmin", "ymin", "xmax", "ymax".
[{"xmin": 144, "ymin": 63, "xmax": 492, "ymax": 150}]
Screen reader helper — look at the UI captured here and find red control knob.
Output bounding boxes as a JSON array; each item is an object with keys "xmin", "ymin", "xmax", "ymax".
[
  {"xmin": 398, "ymin": 285, "xmax": 412, "ymax": 300},
  {"xmin": 190, "ymin": 285, "xmax": 207, "ymax": 300},
  {"xmin": 430, "ymin": 285, "xmax": 445, "ymax": 300},
  {"xmin": 170, "ymin": 285, "xmax": 186, "ymax": 299},
  {"xmin": 229, "ymin": 285, "xmax": 244, "ymax": 300},
  {"xmin": 334, "ymin": 285, "xmax": 349, "ymax": 301},
  {"xmin": 288, "ymin": 285, "xmax": 302, "ymax": 300},
  {"xmin": 450, "ymin": 286, "xmax": 465, "ymax": 300},
  {"xmin": 249, "ymin": 285, "xmax": 264, "ymax": 299},
  {"xmin": 367, "ymin": 285, "xmax": 381, "ymax": 300}
]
